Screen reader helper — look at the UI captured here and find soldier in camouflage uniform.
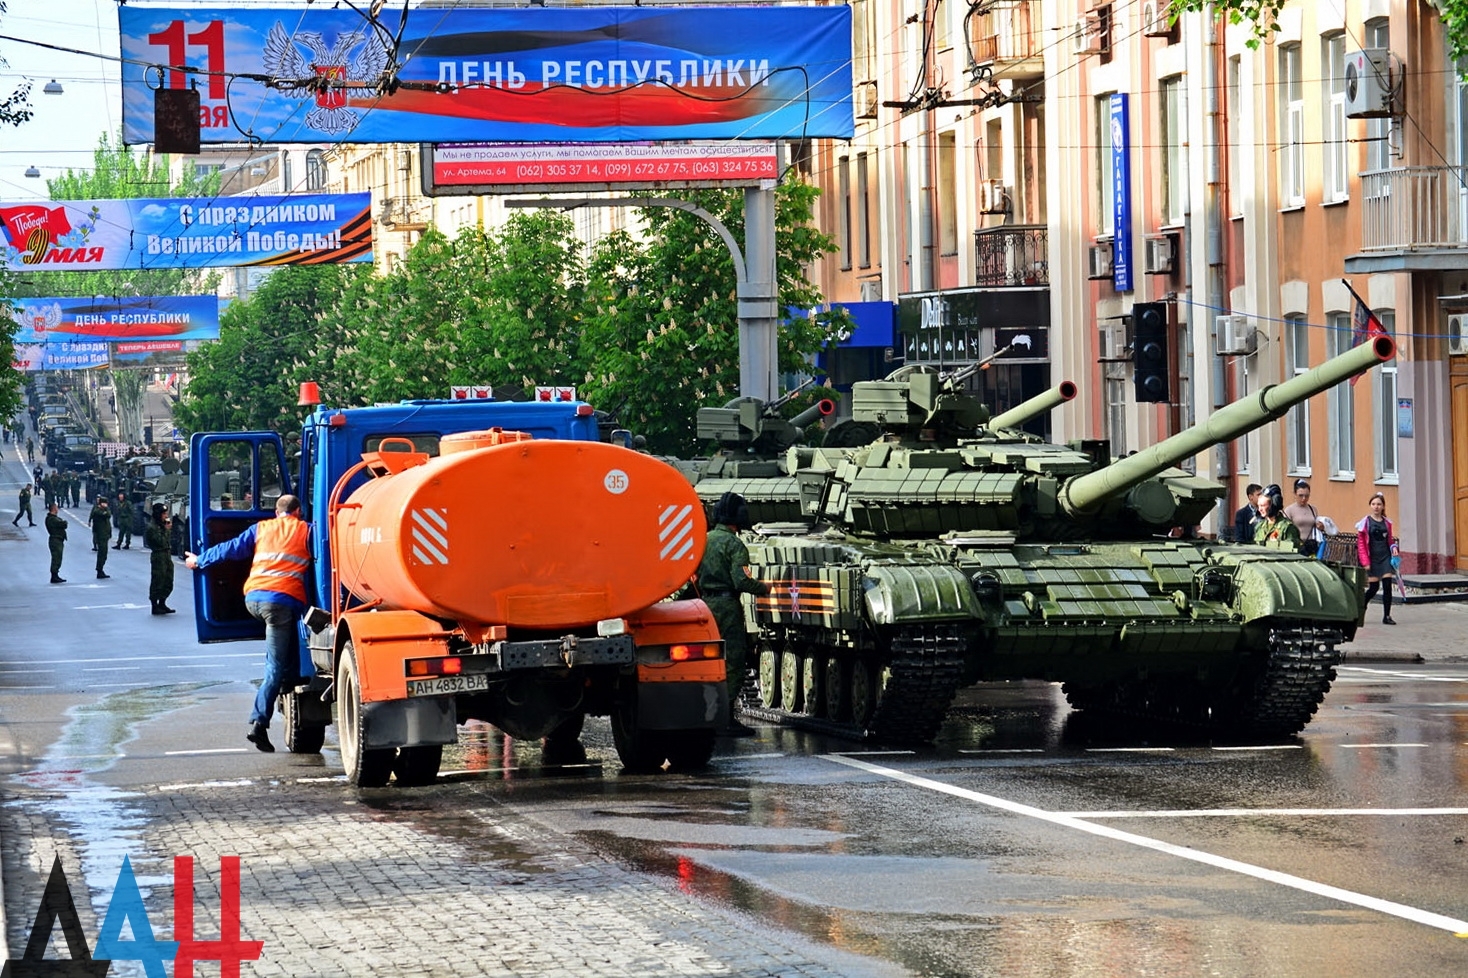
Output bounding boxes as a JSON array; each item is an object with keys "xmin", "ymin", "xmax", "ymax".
[
  {"xmin": 693, "ymin": 492, "xmax": 769, "ymax": 737},
  {"xmin": 88, "ymin": 497, "xmax": 113, "ymax": 579},
  {"xmin": 145, "ymin": 503, "xmax": 176, "ymax": 615}
]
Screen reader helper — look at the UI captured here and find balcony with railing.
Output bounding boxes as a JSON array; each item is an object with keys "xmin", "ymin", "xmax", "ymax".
[
  {"xmin": 969, "ymin": 1, "xmax": 1044, "ymax": 81},
  {"xmin": 974, "ymin": 225, "xmax": 1048, "ymax": 287},
  {"xmin": 1346, "ymin": 166, "xmax": 1468, "ymax": 273}
]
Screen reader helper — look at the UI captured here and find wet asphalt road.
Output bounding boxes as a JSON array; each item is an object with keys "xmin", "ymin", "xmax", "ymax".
[{"xmin": 2, "ymin": 442, "xmax": 1467, "ymax": 977}]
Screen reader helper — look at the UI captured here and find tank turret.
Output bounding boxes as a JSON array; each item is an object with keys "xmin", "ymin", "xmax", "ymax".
[{"xmin": 686, "ymin": 382, "xmax": 835, "ymax": 485}]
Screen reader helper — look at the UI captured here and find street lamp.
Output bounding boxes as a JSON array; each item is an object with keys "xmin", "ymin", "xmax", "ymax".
[
  {"xmin": 24, "ymin": 166, "xmax": 40, "ymax": 178},
  {"xmin": 42, "ymin": 80, "xmax": 63, "ymax": 95}
]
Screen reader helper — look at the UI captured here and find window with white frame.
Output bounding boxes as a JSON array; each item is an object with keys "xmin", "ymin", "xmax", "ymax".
[
  {"xmin": 1323, "ymin": 33, "xmax": 1348, "ymax": 202},
  {"xmin": 1105, "ymin": 365, "xmax": 1128, "ymax": 455},
  {"xmin": 1227, "ymin": 56, "xmax": 1242, "ymax": 217},
  {"xmin": 1326, "ymin": 312, "xmax": 1355, "ymax": 476},
  {"xmin": 1286, "ymin": 314, "xmax": 1311, "ymax": 472},
  {"xmin": 853, "ymin": 0, "xmax": 875, "ymax": 82},
  {"xmin": 1280, "ymin": 45, "xmax": 1305, "ymax": 207},
  {"xmin": 1365, "ymin": 19, "xmax": 1391, "ymax": 174},
  {"xmin": 1161, "ymin": 75, "xmax": 1188, "ymax": 225},
  {"xmin": 1096, "ymin": 95, "xmax": 1115, "ymax": 232},
  {"xmin": 1374, "ymin": 311, "xmax": 1399, "ymax": 481}
]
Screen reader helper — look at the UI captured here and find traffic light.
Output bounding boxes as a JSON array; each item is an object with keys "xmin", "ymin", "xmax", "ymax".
[{"xmin": 1131, "ymin": 302, "xmax": 1170, "ymax": 403}]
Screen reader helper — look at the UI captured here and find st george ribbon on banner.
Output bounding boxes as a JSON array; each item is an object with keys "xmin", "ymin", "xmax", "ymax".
[
  {"xmin": 118, "ymin": 6, "xmax": 854, "ymax": 145},
  {"xmin": 0, "ymin": 194, "xmax": 372, "ymax": 271}
]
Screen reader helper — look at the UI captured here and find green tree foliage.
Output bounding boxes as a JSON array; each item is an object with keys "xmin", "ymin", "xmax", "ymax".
[
  {"xmin": 0, "ymin": 3, "xmax": 33, "ymax": 128},
  {"xmin": 1169, "ymin": 1, "xmax": 1468, "ymax": 61},
  {"xmin": 580, "ymin": 180, "xmax": 841, "ymax": 454},
  {"xmin": 174, "ymin": 179, "xmax": 840, "ymax": 452},
  {"xmin": 174, "ymin": 265, "xmax": 364, "ymax": 433}
]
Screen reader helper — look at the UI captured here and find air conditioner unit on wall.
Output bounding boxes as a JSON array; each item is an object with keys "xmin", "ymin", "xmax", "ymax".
[
  {"xmin": 859, "ymin": 279, "xmax": 883, "ymax": 303},
  {"xmin": 1144, "ymin": 234, "xmax": 1176, "ymax": 275},
  {"xmin": 1098, "ymin": 321, "xmax": 1131, "ymax": 362},
  {"xmin": 1448, "ymin": 313, "xmax": 1468, "ymax": 355},
  {"xmin": 1073, "ymin": 17, "xmax": 1104, "ymax": 56},
  {"xmin": 1088, "ymin": 240, "xmax": 1114, "ymax": 280},
  {"xmin": 1345, "ymin": 49, "xmax": 1394, "ymax": 118},
  {"xmin": 1141, "ymin": 2, "xmax": 1174, "ymax": 38},
  {"xmin": 979, "ymin": 179, "xmax": 1009, "ymax": 214},
  {"xmin": 856, "ymin": 81, "xmax": 878, "ymax": 120},
  {"xmin": 1215, "ymin": 314, "xmax": 1256, "ymax": 356}
]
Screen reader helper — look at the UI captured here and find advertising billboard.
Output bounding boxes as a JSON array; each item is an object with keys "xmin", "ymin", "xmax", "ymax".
[
  {"xmin": 10, "ymin": 295, "xmax": 221, "ymax": 344},
  {"xmin": 425, "ymin": 141, "xmax": 780, "ymax": 195},
  {"xmin": 119, "ymin": 6, "xmax": 854, "ymax": 144},
  {"xmin": 0, "ymin": 194, "xmax": 372, "ymax": 271}
]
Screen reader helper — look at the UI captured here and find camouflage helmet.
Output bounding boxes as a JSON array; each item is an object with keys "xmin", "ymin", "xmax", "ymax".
[{"xmin": 712, "ymin": 491, "xmax": 752, "ymax": 530}]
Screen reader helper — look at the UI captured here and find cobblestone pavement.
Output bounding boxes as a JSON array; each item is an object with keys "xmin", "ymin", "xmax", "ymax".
[{"xmin": 1, "ymin": 767, "xmax": 908, "ymax": 978}]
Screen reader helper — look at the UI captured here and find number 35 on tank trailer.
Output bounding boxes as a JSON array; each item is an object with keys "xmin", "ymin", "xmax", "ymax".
[{"xmin": 188, "ymin": 394, "xmax": 726, "ymax": 786}]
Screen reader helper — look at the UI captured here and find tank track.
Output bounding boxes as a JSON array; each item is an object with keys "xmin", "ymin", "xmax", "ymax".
[
  {"xmin": 1230, "ymin": 624, "xmax": 1344, "ymax": 736},
  {"xmin": 739, "ymin": 624, "xmax": 967, "ymax": 745},
  {"xmin": 1061, "ymin": 623, "xmax": 1343, "ymax": 737}
]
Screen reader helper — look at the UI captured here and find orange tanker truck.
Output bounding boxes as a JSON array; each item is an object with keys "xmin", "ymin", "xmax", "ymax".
[{"xmin": 190, "ymin": 398, "xmax": 726, "ymax": 786}]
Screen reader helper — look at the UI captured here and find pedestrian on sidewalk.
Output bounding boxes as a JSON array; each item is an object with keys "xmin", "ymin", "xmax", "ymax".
[
  {"xmin": 186, "ymin": 494, "xmax": 312, "ymax": 752},
  {"xmin": 145, "ymin": 503, "xmax": 175, "ymax": 615},
  {"xmin": 114, "ymin": 490, "xmax": 132, "ymax": 549},
  {"xmin": 1284, "ymin": 479, "xmax": 1327, "ymax": 557},
  {"xmin": 1232, "ymin": 483, "xmax": 1262, "ymax": 543},
  {"xmin": 11, "ymin": 483, "xmax": 34, "ymax": 527},
  {"xmin": 45, "ymin": 502, "xmax": 67, "ymax": 584},
  {"xmin": 1357, "ymin": 492, "xmax": 1400, "ymax": 625},
  {"xmin": 88, "ymin": 497, "xmax": 113, "ymax": 579}
]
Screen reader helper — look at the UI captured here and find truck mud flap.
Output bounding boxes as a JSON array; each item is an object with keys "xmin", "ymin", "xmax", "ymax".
[
  {"xmin": 362, "ymin": 696, "xmax": 457, "ymax": 749},
  {"xmin": 635, "ymin": 681, "xmax": 727, "ymax": 731}
]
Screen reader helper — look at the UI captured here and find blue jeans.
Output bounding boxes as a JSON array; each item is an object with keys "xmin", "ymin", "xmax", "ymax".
[{"xmin": 245, "ymin": 597, "xmax": 301, "ymax": 728}]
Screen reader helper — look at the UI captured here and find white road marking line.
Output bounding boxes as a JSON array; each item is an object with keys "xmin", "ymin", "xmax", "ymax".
[
  {"xmin": 1211, "ymin": 745, "xmax": 1303, "ymax": 751},
  {"xmin": 1339, "ymin": 743, "xmax": 1429, "ymax": 749},
  {"xmin": 157, "ymin": 779, "xmax": 256, "ymax": 791},
  {"xmin": 1337, "ymin": 667, "xmax": 1467, "ymax": 684},
  {"xmin": 82, "ymin": 667, "xmax": 141, "ymax": 673},
  {"xmin": 823, "ymin": 754, "xmax": 1468, "ymax": 937},
  {"xmin": 1059, "ymin": 807, "xmax": 1468, "ymax": 818},
  {"xmin": 71, "ymin": 603, "xmax": 149, "ymax": 610},
  {"xmin": 1086, "ymin": 747, "xmax": 1175, "ymax": 753},
  {"xmin": 295, "ymin": 776, "xmax": 345, "ymax": 783},
  {"xmin": 0, "ymin": 653, "xmax": 258, "ymax": 666},
  {"xmin": 959, "ymin": 748, "xmax": 1044, "ymax": 754},
  {"xmin": 839, "ymin": 750, "xmax": 916, "ymax": 756},
  {"xmin": 731, "ymin": 752, "xmax": 787, "ymax": 760},
  {"xmin": 164, "ymin": 748, "xmax": 249, "ymax": 756}
]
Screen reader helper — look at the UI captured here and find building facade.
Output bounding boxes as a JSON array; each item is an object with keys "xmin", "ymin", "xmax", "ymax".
[{"xmin": 806, "ymin": 0, "xmax": 1462, "ymax": 572}]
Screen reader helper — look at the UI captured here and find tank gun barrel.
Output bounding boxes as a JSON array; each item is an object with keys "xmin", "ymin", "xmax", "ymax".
[
  {"xmin": 1060, "ymin": 335, "xmax": 1395, "ymax": 515},
  {"xmin": 789, "ymin": 398, "xmax": 836, "ymax": 429},
  {"xmin": 761, "ymin": 377, "xmax": 816, "ymax": 417},
  {"xmin": 987, "ymin": 381, "xmax": 1078, "ymax": 430}
]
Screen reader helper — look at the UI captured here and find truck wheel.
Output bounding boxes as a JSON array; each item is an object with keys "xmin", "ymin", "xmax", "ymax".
[
  {"xmin": 336, "ymin": 642, "xmax": 393, "ymax": 788},
  {"xmin": 281, "ymin": 691, "xmax": 326, "ymax": 754},
  {"xmin": 393, "ymin": 745, "xmax": 442, "ymax": 787},
  {"xmin": 610, "ymin": 693, "xmax": 668, "ymax": 774},
  {"xmin": 663, "ymin": 729, "xmax": 716, "ymax": 771}
]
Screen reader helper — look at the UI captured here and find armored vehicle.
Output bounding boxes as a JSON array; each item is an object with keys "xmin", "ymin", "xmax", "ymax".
[{"xmin": 702, "ymin": 336, "xmax": 1394, "ymax": 745}]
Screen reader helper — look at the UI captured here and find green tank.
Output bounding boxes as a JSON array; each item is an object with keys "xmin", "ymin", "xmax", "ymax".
[{"xmin": 700, "ymin": 336, "xmax": 1394, "ymax": 745}]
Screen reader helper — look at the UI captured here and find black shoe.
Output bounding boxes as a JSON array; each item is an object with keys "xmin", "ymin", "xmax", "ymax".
[
  {"xmin": 1383, "ymin": 616, "xmax": 1397, "ymax": 625},
  {"xmin": 123, "ymin": 544, "xmax": 130, "ymax": 549},
  {"xmin": 160, "ymin": 603, "xmax": 176, "ymax": 614},
  {"xmin": 722, "ymin": 720, "xmax": 758, "ymax": 738},
  {"xmin": 112, "ymin": 544, "xmax": 120, "ymax": 550},
  {"xmin": 49, "ymin": 576, "xmax": 64, "ymax": 584},
  {"xmin": 246, "ymin": 723, "xmax": 275, "ymax": 753},
  {"xmin": 97, "ymin": 572, "xmax": 109, "ymax": 579},
  {"xmin": 150, "ymin": 600, "xmax": 167, "ymax": 616}
]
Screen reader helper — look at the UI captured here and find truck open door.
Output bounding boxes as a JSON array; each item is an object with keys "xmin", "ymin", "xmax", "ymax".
[{"xmin": 188, "ymin": 431, "xmax": 293, "ymax": 643}]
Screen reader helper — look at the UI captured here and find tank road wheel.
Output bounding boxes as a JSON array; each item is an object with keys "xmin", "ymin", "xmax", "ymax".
[
  {"xmin": 757, "ymin": 641, "xmax": 781, "ymax": 708},
  {"xmin": 392, "ymin": 745, "xmax": 443, "ymax": 787},
  {"xmin": 849, "ymin": 658, "xmax": 882, "ymax": 731},
  {"xmin": 822, "ymin": 656, "xmax": 848, "ymax": 720},
  {"xmin": 801, "ymin": 654, "xmax": 826, "ymax": 718},
  {"xmin": 779, "ymin": 644, "xmax": 804, "ymax": 713},
  {"xmin": 281, "ymin": 690, "xmax": 326, "ymax": 754},
  {"xmin": 336, "ymin": 642, "xmax": 394, "ymax": 788}
]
